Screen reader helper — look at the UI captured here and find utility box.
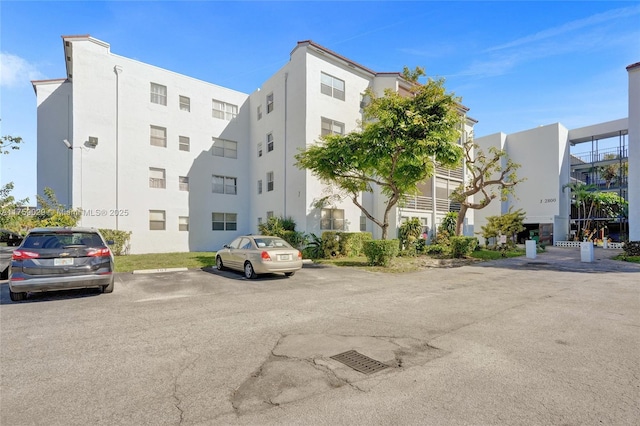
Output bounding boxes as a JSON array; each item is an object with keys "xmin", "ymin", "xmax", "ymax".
[
  {"xmin": 580, "ymin": 242, "xmax": 594, "ymax": 263},
  {"xmin": 525, "ymin": 240, "xmax": 537, "ymax": 259}
]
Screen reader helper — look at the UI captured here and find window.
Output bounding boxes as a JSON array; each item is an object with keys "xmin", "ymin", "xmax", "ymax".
[
  {"xmin": 258, "ymin": 217, "xmax": 263, "ymax": 225},
  {"xmin": 149, "ymin": 210, "xmax": 166, "ymax": 230},
  {"xmin": 257, "ymin": 105, "xmax": 262, "ymax": 120},
  {"xmin": 266, "ymin": 211, "xmax": 274, "ymax": 219},
  {"xmin": 179, "ymin": 136, "xmax": 190, "ymax": 152},
  {"xmin": 257, "ymin": 142, "xmax": 263, "ymax": 157},
  {"xmin": 150, "ymin": 83, "xmax": 167, "ymax": 105},
  {"xmin": 258, "ymin": 179, "xmax": 263, "ymax": 194},
  {"xmin": 150, "ymin": 125, "xmax": 167, "ymax": 147},
  {"xmin": 267, "ymin": 172, "xmax": 274, "ymax": 192},
  {"xmin": 267, "ymin": 133, "xmax": 274, "ymax": 152},
  {"xmin": 212, "ymin": 99, "xmax": 238, "ymax": 120},
  {"xmin": 360, "ymin": 215, "xmax": 367, "ymax": 232},
  {"xmin": 321, "ymin": 117, "xmax": 345, "ymax": 136},
  {"xmin": 212, "ymin": 212, "xmax": 237, "ymax": 231},
  {"xmin": 179, "ymin": 176, "xmax": 189, "ymax": 191},
  {"xmin": 321, "ymin": 208, "xmax": 344, "ymax": 230},
  {"xmin": 212, "ymin": 138, "xmax": 237, "ymax": 159},
  {"xmin": 212, "ymin": 175, "xmax": 237, "ymax": 195},
  {"xmin": 179, "ymin": 216, "xmax": 189, "ymax": 231},
  {"xmin": 266, "ymin": 93, "xmax": 274, "ymax": 113},
  {"xmin": 149, "ymin": 168, "xmax": 166, "ymax": 189},
  {"xmin": 179, "ymin": 96, "xmax": 190, "ymax": 112},
  {"xmin": 320, "ymin": 72, "xmax": 345, "ymax": 101}
]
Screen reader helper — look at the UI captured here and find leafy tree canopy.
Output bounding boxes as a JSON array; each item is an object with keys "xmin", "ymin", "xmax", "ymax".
[
  {"xmin": 1, "ymin": 135, "xmax": 23, "ymax": 155},
  {"xmin": 296, "ymin": 67, "xmax": 464, "ymax": 239}
]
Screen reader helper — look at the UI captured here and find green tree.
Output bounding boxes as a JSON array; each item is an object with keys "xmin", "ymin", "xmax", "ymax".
[
  {"xmin": 451, "ymin": 139, "xmax": 524, "ymax": 236},
  {"xmin": 32, "ymin": 187, "xmax": 81, "ymax": 228},
  {"xmin": 296, "ymin": 67, "xmax": 463, "ymax": 239},
  {"xmin": 563, "ymin": 182, "xmax": 627, "ymax": 240},
  {"xmin": 480, "ymin": 209, "xmax": 526, "ymax": 248},
  {"xmin": 0, "ymin": 183, "xmax": 29, "ymax": 230}
]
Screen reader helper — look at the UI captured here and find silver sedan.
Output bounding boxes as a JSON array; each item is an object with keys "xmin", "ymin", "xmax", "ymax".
[{"xmin": 216, "ymin": 235, "xmax": 302, "ymax": 279}]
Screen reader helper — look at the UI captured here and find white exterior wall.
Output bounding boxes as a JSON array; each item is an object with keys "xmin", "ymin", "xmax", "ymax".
[
  {"xmin": 34, "ymin": 80, "xmax": 72, "ymax": 206},
  {"xmin": 37, "ymin": 37, "xmax": 250, "ymax": 253},
  {"xmin": 298, "ymin": 46, "xmax": 374, "ymax": 236},
  {"xmin": 628, "ymin": 63, "xmax": 640, "ymax": 241}
]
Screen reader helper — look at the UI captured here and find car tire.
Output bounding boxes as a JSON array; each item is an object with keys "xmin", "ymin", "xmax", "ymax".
[
  {"xmin": 101, "ymin": 277, "xmax": 114, "ymax": 294},
  {"xmin": 244, "ymin": 262, "xmax": 257, "ymax": 279},
  {"xmin": 284, "ymin": 272, "xmax": 295, "ymax": 277},
  {"xmin": 216, "ymin": 256, "xmax": 225, "ymax": 271},
  {"xmin": 9, "ymin": 289, "xmax": 26, "ymax": 302}
]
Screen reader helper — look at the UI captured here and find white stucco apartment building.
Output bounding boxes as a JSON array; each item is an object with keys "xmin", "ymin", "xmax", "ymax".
[{"xmin": 33, "ymin": 36, "xmax": 476, "ymax": 253}]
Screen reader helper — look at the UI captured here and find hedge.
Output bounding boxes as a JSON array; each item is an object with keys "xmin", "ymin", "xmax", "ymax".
[
  {"xmin": 450, "ymin": 236, "xmax": 478, "ymax": 258},
  {"xmin": 363, "ymin": 239, "xmax": 399, "ymax": 266},
  {"xmin": 623, "ymin": 241, "xmax": 640, "ymax": 257}
]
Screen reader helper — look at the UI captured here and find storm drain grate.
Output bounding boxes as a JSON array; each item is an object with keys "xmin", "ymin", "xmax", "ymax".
[{"xmin": 330, "ymin": 350, "xmax": 389, "ymax": 374}]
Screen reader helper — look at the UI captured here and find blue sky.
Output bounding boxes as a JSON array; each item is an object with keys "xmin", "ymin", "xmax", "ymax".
[{"xmin": 1, "ymin": 1, "xmax": 639, "ymax": 202}]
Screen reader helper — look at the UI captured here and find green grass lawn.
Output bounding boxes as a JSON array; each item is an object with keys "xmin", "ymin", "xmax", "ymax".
[
  {"xmin": 612, "ymin": 255, "xmax": 640, "ymax": 264},
  {"xmin": 470, "ymin": 248, "xmax": 527, "ymax": 260},
  {"xmin": 114, "ymin": 252, "xmax": 217, "ymax": 273}
]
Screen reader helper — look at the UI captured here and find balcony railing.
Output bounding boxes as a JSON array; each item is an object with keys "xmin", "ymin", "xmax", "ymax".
[{"xmin": 402, "ymin": 196, "xmax": 461, "ymax": 213}]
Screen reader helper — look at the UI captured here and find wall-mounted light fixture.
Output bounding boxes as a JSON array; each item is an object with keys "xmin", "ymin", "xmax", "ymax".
[{"xmin": 87, "ymin": 136, "xmax": 98, "ymax": 148}]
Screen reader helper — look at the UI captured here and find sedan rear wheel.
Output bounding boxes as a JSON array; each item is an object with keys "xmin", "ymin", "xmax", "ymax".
[
  {"xmin": 9, "ymin": 290, "xmax": 26, "ymax": 302},
  {"xmin": 216, "ymin": 256, "xmax": 225, "ymax": 271},
  {"xmin": 244, "ymin": 262, "xmax": 257, "ymax": 279}
]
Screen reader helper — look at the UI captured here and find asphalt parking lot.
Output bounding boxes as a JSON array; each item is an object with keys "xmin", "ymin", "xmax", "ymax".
[{"xmin": 1, "ymin": 247, "xmax": 639, "ymax": 425}]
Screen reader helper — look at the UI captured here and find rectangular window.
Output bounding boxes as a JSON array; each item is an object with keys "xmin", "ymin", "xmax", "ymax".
[
  {"xmin": 258, "ymin": 217, "xmax": 262, "ymax": 225},
  {"xmin": 321, "ymin": 208, "xmax": 345, "ymax": 230},
  {"xmin": 179, "ymin": 176, "xmax": 189, "ymax": 191},
  {"xmin": 258, "ymin": 179, "xmax": 263, "ymax": 194},
  {"xmin": 257, "ymin": 105, "xmax": 262, "ymax": 120},
  {"xmin": 267, "ymin": 133, "xmax": 274, "ymax": 152},
  {"xmin": 179, "ymin": 95, "xmax": 190, "ymax": 112},
  {"xmin": 266, "ymin": 93, "xmax": 274, "ymax": 113},
  {"xmin": 267, "ymin": 211, "xmax": 274, "ymax": 219},
  {"xmin": 257, "ymin": 142, "xmax": 263, "ymax": 157},
  {"xmin": 212, "ymin": 138, "xmax": 237, "ymax": 159},
  {"xmin": 149, "ymin": 210, "xmax": 166, "ymax": 230},
  {"xmin": 360, "ymin": 215, "xmax": 367, "ymax": 232},
  {"xmin": 212, "ymin": 175, "xmax": 237, "ymax": 195},
  {"xmin": 212, "ymin": 99, "xmax": 238, "ymax": 120},
  {"xmin": 150, "ymin": 125, "xmax": 167, "ymax": 147},
  {"xmin": 150, "ymin": 83, "xmax": 167, "ymax": 105},
  {"xmin": 212, "ymin": 212, "xmax": 237, "ymax": 231},
  {"xmin": 149, "ymin": 168, "xmax": 166, "ymax": 189},
  {"xmin": 179, "ymin": 136, "xmax": 190, "ymax": 152},
  {"xmin": 320, "ymin": 72, "xmax": 345, "ymax": 101},
  {"xmin": 267, "ymin": 171, "xmax": 274, "ymax": 192},
  {"xmin": 179, "ymin": 216, "xmax": 189, "ymax": 231},
  {"xmin": 321, "ymin": 117, "xmax": 345, "ymax": 136}
]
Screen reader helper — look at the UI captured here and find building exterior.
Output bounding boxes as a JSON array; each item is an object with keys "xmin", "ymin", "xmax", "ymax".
[
  {"xmin": 32, "ymin": 36, "xmax": 476, "ymax": 254},
  {"xmin": 476, "ymin": 118, "xmax": 632, "ymax": 244},
  {"xmin": 627, "ymin": 62, "xmax": 640, "ymax": 241}
]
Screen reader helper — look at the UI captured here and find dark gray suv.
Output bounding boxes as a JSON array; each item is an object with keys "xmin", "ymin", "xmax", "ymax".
[{"xmin": 8, "ymin": 227, "xmax": 114, "ymax": 301}]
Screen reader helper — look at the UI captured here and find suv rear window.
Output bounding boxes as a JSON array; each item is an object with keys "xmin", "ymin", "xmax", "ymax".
[{"xmin": 22, "ymin": 232, "xmax": 104, "ymax": 249}]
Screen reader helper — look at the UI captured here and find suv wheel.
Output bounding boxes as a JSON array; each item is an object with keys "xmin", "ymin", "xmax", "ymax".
[{"xmin": 9, "ymin": 290, "xmax": 26, "ymax": 302}]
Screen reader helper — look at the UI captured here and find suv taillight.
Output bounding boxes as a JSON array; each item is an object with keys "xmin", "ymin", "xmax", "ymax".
[
  {"xmin": 12, "ymin": 250, "xmax": 40, "ymax": 260},
  {"xmin": 87, "ymin": 248, "xmax": 111, "ymax": 257}
]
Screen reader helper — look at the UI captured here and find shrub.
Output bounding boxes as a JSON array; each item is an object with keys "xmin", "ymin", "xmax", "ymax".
[
  {"xmin": 363, "ymin": 240, "xmax": 399, "ymax": 266},
  {"xmin": 450, "ymin": 236, "xmax": 478, "ymax": 258},
  {"xmin": 339, "ymin": 232, "xmax": 372, "ymax": 257},
  {"xmin": 425, "ymin": 244, "xmax": 445, "ymax": 255},
  {"xmin": 623, "ymin": 241, "xmax": 640, "ymax": 257},
  {"xmin": 258, "ymin": 216, "xmax": 305, "ymax": 248},
  {"xmin": 303, "ymin": 233, "xmax": 324, "ymax": 259},
  {"xmin": 99, "ymin": 229, "xmax": 132, "ymax": 256},
  {"xmin": 322, "ymin": 232, "xmax": 340, "ymax": 258}
]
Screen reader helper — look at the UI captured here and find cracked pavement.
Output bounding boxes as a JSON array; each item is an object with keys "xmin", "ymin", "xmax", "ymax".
[{"xmin": 1, "ymin": 246, "xmax": 639, "ymax": 425}]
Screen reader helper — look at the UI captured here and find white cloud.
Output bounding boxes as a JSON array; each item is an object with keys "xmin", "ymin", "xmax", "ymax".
[
  {"xmin": 0, "ymin": 52, "xmax": 45, "ymax": 88},
  {"xmin": 485, "ymin": 5, "xmax": 640, "ymax": 53}
]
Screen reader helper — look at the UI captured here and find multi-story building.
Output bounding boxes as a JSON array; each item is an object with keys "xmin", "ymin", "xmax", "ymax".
[{"xmin": 32, "ymin": 36, "xmax": 476, "ymax": 253}]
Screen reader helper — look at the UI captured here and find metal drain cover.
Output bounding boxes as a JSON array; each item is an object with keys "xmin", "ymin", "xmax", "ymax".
[{"xmin": 330, "ymin": 350, "xmax": 389, "ymax": 374}]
